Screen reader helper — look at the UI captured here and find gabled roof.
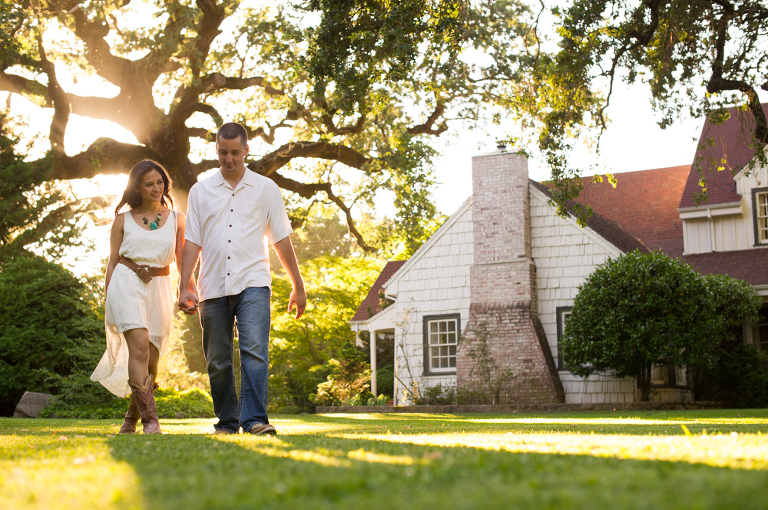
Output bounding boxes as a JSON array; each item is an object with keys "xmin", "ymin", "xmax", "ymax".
[
  {"xmin": 350, "ymin": 260, "xmax": 407, "ymax": 322},
  {"xmin": 531, "ymin": 181, "xmax": 651, "ymax": 254},
  {"xmin": 683, "ymin": 248, "xmax": 768, "ymax": 286},
  {"xmin": 679, "ymin": 103, "xmax": 768, "ymax": 209},
  {"xmin": 574, "ymin": 166, "xmax": 689, "ymax": 257}
]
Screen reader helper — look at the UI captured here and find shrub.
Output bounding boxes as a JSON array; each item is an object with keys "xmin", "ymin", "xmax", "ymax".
[
  {"xmin": 41, "ymin": 387, "xmax": 215, "ymax": 419},
  {"xmin": 413, "ymin": 384, "xmax": 456, "ymax": 405},
  {"xmin": 310, "ymin": 345, "xmax": 371, "ymax": 406},
  {"xmin": 692, "ymin": 343, "xmax": 768, "ymax": 408},
  {"xmin": 0, "ymin": 255, "xmax": 107, "ymax": 415},
  {"xmin": 560, "ymin": 250, "xmax": 761, "ymax": 402}
]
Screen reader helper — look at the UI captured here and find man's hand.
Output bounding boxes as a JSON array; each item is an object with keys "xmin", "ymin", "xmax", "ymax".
[
  {"xmin": 288, "ymin": 286, "xmax": 307, "ymax": 320},
  {"xmin": 273, "ymin": 236, "xmax": 307, "ymax": 320},
  {"xmin": 178, "ymin": 286, "xmax": 199, "ymax": 315}
]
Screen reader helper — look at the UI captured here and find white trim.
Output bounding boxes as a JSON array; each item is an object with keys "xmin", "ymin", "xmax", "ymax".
[
  {"xmin": 347, "ymin": 302, "xmax": 398, "ymax": 330},
  {"xmin": 733, "ymin": 145, "xmax": 768, "ymax": 181},
  {"xmin": 754, "ymin": 284, "xmax": 768, "ymax": 297},
  {"xmin": 529, "ymin": 185, "xmax": 626, "ymax": 257},
  {"xmin": 678, "ymin": 201, "xmax": 743, "ymax": 218},
  {"xmin": 382, "ymin": 195, "xmax": 474, "ymax": 297}
]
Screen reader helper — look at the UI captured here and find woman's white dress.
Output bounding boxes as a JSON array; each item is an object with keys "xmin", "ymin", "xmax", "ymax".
[{"xmin": 91, "ymin": 211, "xmax": 177, "ymax": 397}]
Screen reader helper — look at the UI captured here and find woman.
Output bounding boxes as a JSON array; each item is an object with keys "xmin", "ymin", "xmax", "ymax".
[{"xmin": 91, "ymin": 160, "xmax": 186, "ymax": 434}]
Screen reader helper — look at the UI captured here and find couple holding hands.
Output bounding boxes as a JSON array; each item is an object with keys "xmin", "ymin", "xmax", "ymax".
[{"xmin": 90, "ymin": 123, "xmax": 306, "ymax": 435}]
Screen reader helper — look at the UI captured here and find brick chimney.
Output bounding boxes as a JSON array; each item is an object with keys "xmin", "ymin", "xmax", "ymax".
[{"xmin": 457, "ymin": 149, "xmax": 564, "ymax": 404}]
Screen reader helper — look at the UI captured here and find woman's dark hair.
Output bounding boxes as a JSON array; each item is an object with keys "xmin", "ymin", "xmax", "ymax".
[{"xmin": 114, "ymin": 159, "xmax": 174, "ymax": 216}]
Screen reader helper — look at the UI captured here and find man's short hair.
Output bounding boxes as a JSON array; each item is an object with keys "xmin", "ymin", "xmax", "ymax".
[{"xmin": 217, "ymin": 123, "xmax": 248, "ymax": 147}]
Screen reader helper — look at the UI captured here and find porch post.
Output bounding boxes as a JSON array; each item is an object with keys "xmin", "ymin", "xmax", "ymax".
[{"xmin": 370, "ymin": 330, "xmax": 378, "ymax": 396}]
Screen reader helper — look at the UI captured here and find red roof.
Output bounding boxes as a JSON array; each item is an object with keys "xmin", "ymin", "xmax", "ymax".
[
  {"xmin": 679, "ymin": 103, "xmax": 768, "ymax": 209},
  {"xmin": 544, "ymin": 166, "xmax": 689, "ymax": 257},
  {"xmin": 683, "ymin": 248, "xmax": 768, "ymax": 286},
  {"xmin": 577, "ymin": 166, "xmax": 690, "ymax": 257},
  {"xmin": 350, "ymin": 260, "xmax": 407, "ymax": 322}
]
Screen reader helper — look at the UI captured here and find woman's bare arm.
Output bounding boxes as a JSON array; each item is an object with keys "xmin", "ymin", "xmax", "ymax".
[
  {"xmin": 174, "ymin": 211, "xmax": 187, "ymax": 280},
  {"xmin": 105, "ymin": 214, "xmax": 125, "ymax": 299}
]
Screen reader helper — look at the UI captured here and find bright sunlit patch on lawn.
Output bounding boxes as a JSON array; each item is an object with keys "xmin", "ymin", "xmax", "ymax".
[
  {"xmin": 449, "ymin": 416, "xmax": 768, "ymax": 426},
  {"xmin": 0, "ymin": 436, "xmax": 143, "ymax": 510},
  {"xmin": 332, "ymin": 430, "xmax": 768, "ymax": 471}
]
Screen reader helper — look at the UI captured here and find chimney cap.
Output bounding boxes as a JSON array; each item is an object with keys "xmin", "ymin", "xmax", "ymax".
[{"xmin": 496, "ymin": 142, "xmax": 507, "ymax": 152}]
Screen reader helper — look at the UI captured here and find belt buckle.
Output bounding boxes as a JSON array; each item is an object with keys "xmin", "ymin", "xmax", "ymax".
[{"xmin": 136, "ymin": 266, "xmax": 152, "ymax": 283}]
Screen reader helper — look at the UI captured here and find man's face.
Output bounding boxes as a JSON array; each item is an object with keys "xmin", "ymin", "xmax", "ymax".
[{"xmin": 217, "ymin": 136, "xmax": 248, "ymax": 176}]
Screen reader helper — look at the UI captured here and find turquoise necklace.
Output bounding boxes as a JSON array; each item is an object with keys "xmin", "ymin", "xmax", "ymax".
[{"xmin": 142, "ymin": 211, "xmax": 163, "ymax": 230}]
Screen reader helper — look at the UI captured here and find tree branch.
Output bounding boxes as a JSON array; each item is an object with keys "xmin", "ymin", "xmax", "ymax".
[
  {"xmin": 48, "ymin": 138, "xmax": 162, "ymax": 181},
  {"xmin": 250, "ymin": 142, "xmax": 370, "ymax": 176},
  {"xmin": 265, "ymin": 171, "xmax": 375, "ymax": 252},
  {"xmin": 407, "ymin": 101, "xmax": 448, "ymax": 135}
]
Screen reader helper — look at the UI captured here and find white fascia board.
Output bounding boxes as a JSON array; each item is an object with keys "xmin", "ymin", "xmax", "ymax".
[
  {"xmin": 367, "ymin": 304, "xmax": 397, "ymax": 331},
  {"xmin": 348, "ymin": 320, "xmax": 369, "ymax": 331},
  {"xmin": 733, "ymin": 146, "xmax": 768, "ymax": 181},
  {"xmin": 678, "ymin": 201, "xmax": 743, "ymax": 219},
  {"xmin": 381, "ymin": 195, "xmax": 474, "ymax": 297},
  {"xmin": 754, "ymin": 284, "xmax": 768, "ymax": 297},
  {"xmin": 529, "ymin": 185, "xmax": 625, "ymax": 257}
]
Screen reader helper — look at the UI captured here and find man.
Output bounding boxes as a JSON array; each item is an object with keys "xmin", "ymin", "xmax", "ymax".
[{"xmin": 178, "ymin": 122, "xmax": 306, "ymax": 435}]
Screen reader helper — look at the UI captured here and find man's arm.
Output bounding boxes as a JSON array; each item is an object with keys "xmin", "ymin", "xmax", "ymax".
[
  {"xmin": 178, "ymin": 240, "xmax": 202, "ymax": 315},
  {"xmin": 273, "ymin": 236, "xmax": 306, "ymax": 319}
]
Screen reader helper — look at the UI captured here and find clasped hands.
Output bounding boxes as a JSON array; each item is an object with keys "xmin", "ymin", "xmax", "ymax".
[{"xmin": 177, "ymin": 286, "xmax": 199, "ymax": 315}]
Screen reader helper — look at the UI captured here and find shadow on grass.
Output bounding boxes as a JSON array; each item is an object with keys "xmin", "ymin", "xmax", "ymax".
[{"xmin": 105, "ymin": 431, "xmax": 768, "ymax": 510}]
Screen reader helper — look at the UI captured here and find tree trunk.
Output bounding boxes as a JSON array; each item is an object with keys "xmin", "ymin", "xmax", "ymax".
[{"xmin": 635, "ymin": 366, "xmax": 652, "ymax": 402}]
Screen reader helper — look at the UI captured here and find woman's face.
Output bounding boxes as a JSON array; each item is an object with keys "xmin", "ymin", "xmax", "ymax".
[{"xmin": 136, "ymin": 169, "xmax": 165, "ymax": 206}]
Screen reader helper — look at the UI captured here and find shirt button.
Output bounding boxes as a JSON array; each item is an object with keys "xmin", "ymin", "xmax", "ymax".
[
  {"xmin": 229, "ymin": 225, "xmax": 232, "ymax": 227},
  {"xmin": 232, "ymin": 193, "xmax": 234, "ymax": 196},
  {"xmin": 230, "ymin": 209, "xmax": 233, "ymax": 212},
  {"xmin": 227, "ymin": 272, "xmax": 230, "ymax": 276},
  {"xmin": 228, "ymin": 240, "xmax": 231, "ymax": 243},
  {"xmin": 227, "ymin": 256, "xmax": 230, "ymax": 259}
]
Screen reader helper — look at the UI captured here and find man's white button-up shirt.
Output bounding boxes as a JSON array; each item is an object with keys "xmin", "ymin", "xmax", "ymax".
[{"xmin": 185, "ymin": 169, "xmax": 293, "ymax": 302}]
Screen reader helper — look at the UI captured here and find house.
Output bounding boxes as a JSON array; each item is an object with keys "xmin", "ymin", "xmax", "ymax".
[{"xmin": 350, "ymin": 105, "xmax": 768, "ymax": 405}]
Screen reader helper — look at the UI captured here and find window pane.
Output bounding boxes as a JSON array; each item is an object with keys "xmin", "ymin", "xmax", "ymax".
[
  {"xmin": 440, "ymin": 358, "xmax": 448, "ymax": 368},
  {"xmin": 439, "ymin": 321, "xmax": 447, "ymax": 332},
  {"xmin": 449, "ymin": 358, "xmax": 456, "ymax": 368},
  {"xmin": 439, "ymin": 333, "xmax": 446, "ymax": 344},
  {"xmin": 430, "ymin": 334, "xmax": 438, "ymax": 345},
  {"xmin": 449, "ymin": 346, "xmax": 456, "ymax": 356},
  {"xmin": 432, "ymin": 358, "xmax": 439, "ymax": 368},
  {"xmin": 431, "ymin": 347, "xmax": 439, "ymax": 357},
  {"xmin": 447, "ymin": 332, "xmax": 455, "ymax": 344},
  {"xmin": 439, "ymin": 346, "xmax": 447, "ymax": 356},
  {"xmin": 448, "ymin": 321, "xmax": 456, "ymax": 332}
]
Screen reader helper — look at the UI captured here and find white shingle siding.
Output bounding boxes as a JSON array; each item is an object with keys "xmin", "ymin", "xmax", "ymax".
[
  {"xmin": 391, "ymin": 204, "xmax": 474, "ymax": 403},
  {"xmin": 529, "ymin": 187, "xmax": 635, "ymax": 404}
]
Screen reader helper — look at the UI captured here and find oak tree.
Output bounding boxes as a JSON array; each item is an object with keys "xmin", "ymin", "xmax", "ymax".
[
  {"xmin": 513, "ymin": 0, "xmax": 768, "ymax": 222},
  {"xmin": 1, "ymin": 0, "xmax": 536, "ymax": 249}
]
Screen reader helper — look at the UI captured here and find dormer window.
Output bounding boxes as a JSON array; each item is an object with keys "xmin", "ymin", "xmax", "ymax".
[{"xmin": 753, "ymin": 188, "xmax": 768, "ymax": 245}]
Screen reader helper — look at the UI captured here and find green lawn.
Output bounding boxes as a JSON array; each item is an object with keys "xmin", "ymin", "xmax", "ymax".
[{"xmin": 2, "ymin": 410, "xmax": 768, "ymax": 510}]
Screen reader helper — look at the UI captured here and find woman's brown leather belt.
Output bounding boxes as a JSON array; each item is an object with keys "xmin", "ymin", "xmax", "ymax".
[{"xmin": 119, "ymin": 257, "xmax": 170, "ymax": 283}]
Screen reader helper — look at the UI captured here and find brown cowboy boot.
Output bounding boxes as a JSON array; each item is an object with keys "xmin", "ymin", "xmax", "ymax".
[
  {"xmin": 119, "ymin": 379, "xmax": 158, "ymax": 434},
  {"xmin": 128, "ymin": 374, "xmax": 162, "ymax": 434},
  {"xmin": 118, "ymin": 393, "xmax": 140, "ymax": 434}
]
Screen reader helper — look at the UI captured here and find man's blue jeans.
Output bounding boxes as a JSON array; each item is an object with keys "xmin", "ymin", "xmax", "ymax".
[{"xmin": 199, "ymin": 287, "xmax": 270, "ymax": 433}]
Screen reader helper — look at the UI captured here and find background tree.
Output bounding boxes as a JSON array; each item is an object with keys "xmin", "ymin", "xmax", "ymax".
[
  {"xmin": 269, "ymin": 251, "xmax": 383, "ymax": 412},
  {"xmin": 511, "ymin": 0, "xmax": 768, "ymax": 223},
  {"xmin": 560, "ymin": 250, "xmax": 761, "ymax": 402},
  {"xmin": 0, "ymin": 114, "xmax": 101, "ymax": 264},
  {"xmin": 0, "ymin": 255, "xmax": 106, "ymax": 415},
  {"xmin": 1, "ymin": 0, "xmax": 536, "ymax": 250}
]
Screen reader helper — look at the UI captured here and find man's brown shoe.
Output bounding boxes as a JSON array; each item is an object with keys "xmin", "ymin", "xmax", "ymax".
[{"xmin": 247, "ymin": 423, "xmax": 277, "ymax": 436}]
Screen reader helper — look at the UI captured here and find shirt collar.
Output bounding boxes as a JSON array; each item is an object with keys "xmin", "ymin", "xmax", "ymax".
[{"xmin": 212, "ymin": 168, "xmax": 257, "ymax": 190}]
